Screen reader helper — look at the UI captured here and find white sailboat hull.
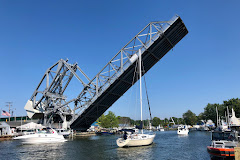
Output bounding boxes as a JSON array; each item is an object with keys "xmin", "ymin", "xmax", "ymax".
[
  {"xmin": 116, "ymin": 134, "xmax": 155, "ymax": 147},
  {"xmin": 116, "ymin": 50, "xmax": 155, "ymax": 148}
]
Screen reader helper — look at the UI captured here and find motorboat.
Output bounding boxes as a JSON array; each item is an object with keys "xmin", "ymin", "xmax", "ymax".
[
  {"xmin": 157, "ymin": 125, "xmax": 164, "ymax": 131},
  {"xmin": 14, "ymin": 128, "xmax": 66, "ymax": 144},
  {"xmin": 55, "ymin": 129, "xmax": 71, "ymax": 137},
  {"xmin": 177, "ymin": 125, "xmax": 189, "ymax": 135},
  {"xmin": 207, "ymin": 108, "xmax": 240, "ymax": 159},
  {"xmin": 116, "ymin": 49, "xmax": 155, "ymax": 147},
  {"xmin": 118, "ymin": 128, "xmax": 139, "ymax": 134},
  {"xmin": 159, "ymin": 128, "xmax": 165, "ymax": 132},
  {"xmin": 207, "ymin": 130, "xmax": 237, "ymax": 159},
  {"xmin": 96, "ymin": 129, "xmax": 115, "ymax": 135}
]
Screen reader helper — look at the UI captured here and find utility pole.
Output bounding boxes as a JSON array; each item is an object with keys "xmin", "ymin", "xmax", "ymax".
[
  {"xmin": 14, "ymin": 108, "xmax": 16, "ymax": 121},
  {"xmin": 6, "ymin": 102, "xmax": 12, "ymax": 121}
]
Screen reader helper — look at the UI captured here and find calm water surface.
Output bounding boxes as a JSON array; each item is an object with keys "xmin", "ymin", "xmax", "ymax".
[{"xmin": 0, "ymin": 131, "xmax": 211, "ymax": 160}]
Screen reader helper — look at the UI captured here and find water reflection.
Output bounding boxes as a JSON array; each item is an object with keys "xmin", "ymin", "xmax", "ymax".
[
  {"xmin": 18, "ymin": 143, "xmax": 66, "ymax": 160},
  {"xmin": 117, "ymin": 145, "xmax": 155, "ymax": 160},
  {"xmin": 1, "ymin": 131, "xmax": 211, "ymax": 160},
  {"xmin": 89, "ymin": 135, "xmax": 100, "ymax": 140},
  {"xmin": 178, "ymin": 134, "xmax": 189, "ymax": 138}
]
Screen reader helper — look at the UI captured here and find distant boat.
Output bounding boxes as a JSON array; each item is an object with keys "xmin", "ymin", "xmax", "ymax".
[
  {"xmin": 96, "ymin": 129, "xmax": 114, "ymax": 135},
  {"xmin": 14, "ymin": 128, "xmax": 66, "ymax": 144},
  {"xmin": 177, "ymin": 125, "xmax": 189, "ymax": 135},
  {"xmin": 116, "ymin": 49, "xmax": 155, "ymax": 147},
  {"xmin": 118, "ymin": 128, "xmax": 138, "ymax": 134},
  {"xmin": 157, "ymin": 125, "xmax": 164, "ymax": 131}
]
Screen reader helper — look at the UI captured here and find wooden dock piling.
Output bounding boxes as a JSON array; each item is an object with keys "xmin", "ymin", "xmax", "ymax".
[{"xmin": 234, "ymin": 147, "xmax": 240, "ymax": 160}]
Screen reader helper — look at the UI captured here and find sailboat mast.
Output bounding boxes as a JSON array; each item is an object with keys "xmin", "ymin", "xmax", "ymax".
[
  {"xmin": 227, "ymin": 106, "xmax": 230, "ymax": 128},
  {"xmin": 139, "ymin": 49, "xmax": 143, "ymax": 134},
  {"xmin": 216, "ymin": 107, "xmax": 218, "ymax": 127}
]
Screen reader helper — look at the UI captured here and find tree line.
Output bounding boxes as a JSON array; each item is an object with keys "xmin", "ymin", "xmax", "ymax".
[{"xmin": 97, "ymin": 98, "xmax": 240, "ymax": 128}]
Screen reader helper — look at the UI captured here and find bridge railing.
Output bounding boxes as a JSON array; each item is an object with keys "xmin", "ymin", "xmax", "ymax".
[{"xmin": 73, "ymin": 15, "xmax": 179, "ymax": 120}]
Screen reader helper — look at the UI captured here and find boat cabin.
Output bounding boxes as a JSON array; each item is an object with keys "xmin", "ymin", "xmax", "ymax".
[{"xmin": 211, "ymin": 131, "xmax": 238, "ymax": 142}]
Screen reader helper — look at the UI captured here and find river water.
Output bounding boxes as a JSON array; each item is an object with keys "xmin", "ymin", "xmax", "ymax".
[{"xmin": 0, "ymin": 130, "xmax": 211, "ymax": 160}]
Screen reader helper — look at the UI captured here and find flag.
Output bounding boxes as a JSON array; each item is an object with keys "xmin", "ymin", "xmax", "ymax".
[{"xmin": 2, "ymin": 110, "xmax": 11, "ymax": 117}]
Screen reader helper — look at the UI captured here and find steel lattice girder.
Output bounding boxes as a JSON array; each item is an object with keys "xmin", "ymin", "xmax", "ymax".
[
  {"xmin": 25, "ymin": 59, "xmax": 92, "ymax": 122},
  {"xmin": 70, "ymin": 15, "xmax": 188, "ymax": 130},
  {"xmin": 25, "ymin": 15, "xmax": 188, "ymax": 130}
]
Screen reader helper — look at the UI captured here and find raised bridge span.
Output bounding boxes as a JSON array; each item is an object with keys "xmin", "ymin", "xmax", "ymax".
[{"xmin": 25, "ymin": 15, "xmax": 188, "ymax": 131}]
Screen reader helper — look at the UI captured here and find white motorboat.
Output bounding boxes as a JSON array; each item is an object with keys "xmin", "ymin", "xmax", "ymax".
[
  {"xmin": 14, "ymin": 128, "xmax": 66, "ymax": 144},
  {"xmin": 157, "ymin": 125, "xmax": 165, "ymax": 131},
  {"xmin": 177, "ymin": 125, "xmax": 189, "ymax": 135},
  {"xmin": 159, "ymin": 128, "xmax": 165, "ymax": 132},
  {"xmin": 55, "ymin": 129, "xmax": 71, "ymax": 137},
  {"xmin": 116, "ymin": 49, "xmax": 155, "ymax": 147}
]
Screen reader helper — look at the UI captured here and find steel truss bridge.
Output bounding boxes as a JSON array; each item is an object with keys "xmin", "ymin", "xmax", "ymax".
[{"xmin": 25, "ymin": 15, "xmax": 188, "ymax": 131}]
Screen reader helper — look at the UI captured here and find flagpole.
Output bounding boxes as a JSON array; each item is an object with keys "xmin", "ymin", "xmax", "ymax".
[{"xmin": 6, "ymin": 102, "xmax": 12, "ymax": 122}]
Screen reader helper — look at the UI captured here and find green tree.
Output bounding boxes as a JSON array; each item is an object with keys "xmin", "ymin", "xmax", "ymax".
[
  {"xmin": 171, "ymin": 117, "xmax": 178, "ymax": 124},
  {"xmin": 223, "ymin": 98, "xmax": 240, "ymax": 117},
  {"xmin": 106, "ymin": 111, "xmax": 119, "ymax": 128},
  {"xmin": 163, "ymin": 118, "xmax": 169, "ymax": 127},
  {"xmin": 152, "ymin": 117, "xmax": 161, "ymax": 126},
  {"xmin": 198, "ymin": 112, "xmax": 206, "ymax": 121},
  {"xmin": 182, "ymin": 110, "xmax": 197, "ymax": 125},
  {"xmin": 177, "ymin": 118, "xmax": 185, "ymax": 124},
  {"xmin": 130, "ymin": 119, "xmax": 135, "ymax": 126},
  {"xmin": 117, "ymin": 116, "xmax": 133, "ymax": 126},
  {"xmin": 97, "ymin": 114, "xmax": 106, "ymax": 127},
  {"xmin": 164, "ymin": 118, "xmax": 169, "ymax": 123},
  {"xmin": 200, "ymin": 99, "xmax": 240, "ymax": 125},
  {"xmin": 202, "ymin": 103, "xmax": 223, "ymax": 124},
  {"xmin": 97, "ymin": 111, "xmax": 119, "ymax": 128}
]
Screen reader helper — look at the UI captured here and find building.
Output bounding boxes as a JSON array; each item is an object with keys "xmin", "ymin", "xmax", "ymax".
[{"xmin": 0, "ymin": 122, "xmax": 11, "ymax": 136}]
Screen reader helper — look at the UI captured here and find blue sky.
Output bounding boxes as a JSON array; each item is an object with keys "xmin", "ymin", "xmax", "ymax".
[{"xmin": 0, "ymin": 1, "xmax": 240, "ymax": 120}]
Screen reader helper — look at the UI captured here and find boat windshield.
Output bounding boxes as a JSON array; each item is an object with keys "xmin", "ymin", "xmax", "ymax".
[
  {"xmin": 37, "ymin": 128, "xmax": 54, "ymax": 134},
  {"xmin": 212, "ymin": 132, "xmax": 236, "ymax": 141}
]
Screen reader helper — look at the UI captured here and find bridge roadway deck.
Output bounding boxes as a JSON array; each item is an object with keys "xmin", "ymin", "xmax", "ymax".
[{"xmin": 71, "ymin": 16, "xmax": 188, "ymax": 131}]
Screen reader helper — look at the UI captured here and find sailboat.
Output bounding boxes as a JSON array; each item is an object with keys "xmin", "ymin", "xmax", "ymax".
[{"xmin": 116, "ymin": 49, "xmax": 155, "ymax": 147}]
